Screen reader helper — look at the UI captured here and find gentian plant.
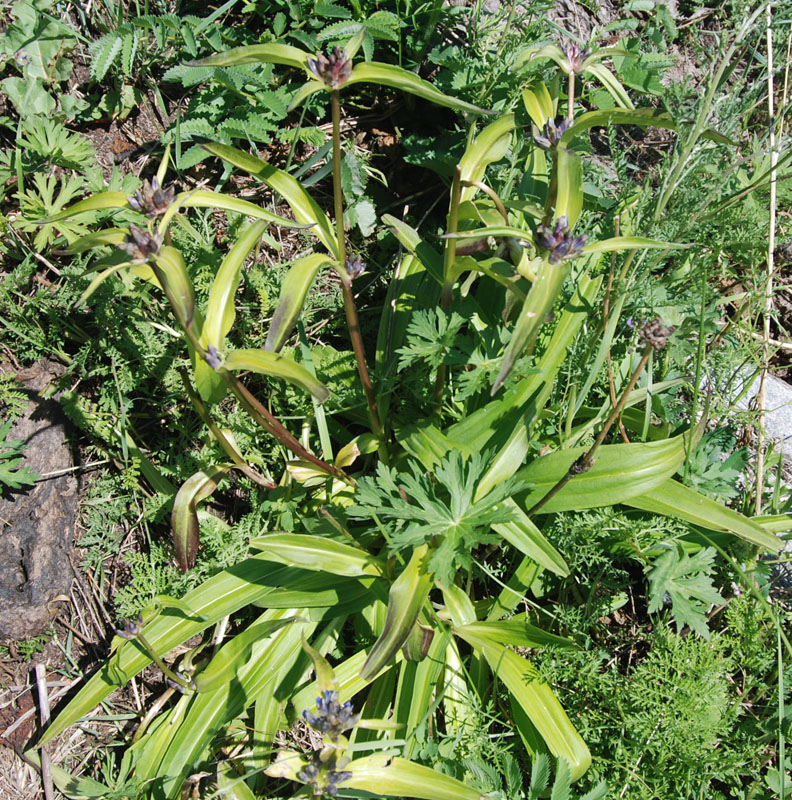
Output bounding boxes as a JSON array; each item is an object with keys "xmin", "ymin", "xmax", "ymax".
[{"xmin": 35, "ymin": 26, "xmax": 781, "ymax": 800}]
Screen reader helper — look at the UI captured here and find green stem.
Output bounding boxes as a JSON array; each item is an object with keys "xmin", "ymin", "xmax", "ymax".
[
  {"xmin": 568, "ymin": 72, "xmax": 576, "ymax": 121},
  {"xmin": 136, "ymin": 632, "xmax": 195, "ymax": 692},
  {"xmin": 330, "ymin": 90, "xmax": 386, "ymax": 457}
]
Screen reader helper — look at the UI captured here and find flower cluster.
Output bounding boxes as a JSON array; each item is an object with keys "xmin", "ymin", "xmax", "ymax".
[
  {"xmin": 535, "ymin": 216, "xmax": 587, "ymax": 264},
  {"xmin": 637, "ymin": 318, "xmax": 675, "ymax": 351},
  {"xmin": 297, "ymin": 754, "xmax": 352, "ymax": 797},
  {"xmin": 302, "ymin": 690, "xmax": 360, "ymax": 741},
  {"xmin": 120, "ymin": 224, "xmax": 162, "ymax": 262},
  {"xmin": 563, "ymin": 43, "xmax": 591, "ymax": 73},
  {"xmin": 307, "ymin": 47, "xmax": 352, "ymax": 89},
  {"xmin": 127, "ymin": 177, "xmax": 175, "ymax": 217},
  {"xmin": 534, "ymin": 117, "xmax": 571, "ymax": 150},
  {"xmin": 115, "ymin": 614, "xmax": 144, "ymax": 640},
  {"xmin": 345, "ymin": 255, "xmax": 366, "ymax": 279}
]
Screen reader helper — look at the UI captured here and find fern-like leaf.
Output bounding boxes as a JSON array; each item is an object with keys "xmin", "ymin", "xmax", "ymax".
[{"xmin": 91, "ymin": 33, "xmax": 122, "ymax": 81}]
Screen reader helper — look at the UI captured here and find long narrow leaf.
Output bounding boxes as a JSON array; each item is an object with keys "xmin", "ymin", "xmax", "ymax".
[
  {"xmin": 202, "ymin": 142, "xmax": 337, "ymax": 255},
  {"xmin": 249, "ymin": 533, "xmax": 384, "ymax": 577},
  {"xmin": 626, "ymin": 479, "xmax": 780, "ymax": 551},
  {"xmin": 223, "ymin": 349, "xmax": 331, "ymax": 402},
  {"xmin": 361, "ymin": 545, "xmax": 433, "ymax": 680},
  {"xmin": 265, "ymin": 254, "xmax": 334, "ymax": 352},
  {"xmin": 191, "ymin": 43, "xmax": 310, "ymax": 70},
  {"xmin": 172, "ymin": 466, "xmax": 233, "ymax": 571},
  {"xmin": 344, "ymin": 755, "xmax": 486, "ymax": 800},
  {"xmin": 348, "ymin": 62, "xmax": 491, "ymax": 115},
  {"xmin": 204, "ymin": 220, "xmax": 269, "ymax": 349},
  {"xmin": 480, "ymin": 644, "xmax": 590, "ymax": 780}
]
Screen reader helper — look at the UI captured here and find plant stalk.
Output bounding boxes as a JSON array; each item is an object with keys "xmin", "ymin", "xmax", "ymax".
[{"xmin": 330, "ymin": 89, "xmax": 385, "ymax": 452}]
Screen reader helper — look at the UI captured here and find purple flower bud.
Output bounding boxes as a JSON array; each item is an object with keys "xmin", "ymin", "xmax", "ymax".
[
  {"xmin": 120, "ymin": 224, "xmax": 162, "ymax": 263},
  {"xmin": 534, "ymin": 117, "xmax": 572, "ymax": 150},
  {"xmin": 127, "ymin": 177, "xmax": 176, "ymax": 218},
  {"xmin": 563, "ymin": 43, "xmax": 592, "ymax": 73},
  {"xmin": 204, "ymin": 344, "xmax": 222, "ymax": 370},
  {"xmin": 637, "ymin": 318, "xmax": 675, "ymax": 350},
  {"xmin": 307, "ymin": 46, "xmax": 353, "ymax": 89},
  {"xmin": 534, "ymin": 217, "xmax": 586, "ymax": 264},
  {"xmin": 345, "ymin": 255, "xmax": 366, "ymax": 279}
]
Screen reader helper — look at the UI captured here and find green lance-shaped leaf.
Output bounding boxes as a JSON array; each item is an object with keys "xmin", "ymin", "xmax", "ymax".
[
  {"xmin": 170, "ymin": 190, "xmax": 309, "ymax": 232},
  {"xmin": 146, "ymin": 610, "xmax": 312, "ymax": 798},
  {"xmin": 289, "ymin": 79, "xmax": 325, "ymax": 111},
  {"xmin": 581, "ymin": 236, "xmax": 686, "ymax": 255},
  {"xmin": 381, "ymin": 214, "xmax": 444, "ymax": 281},
  {"xmin": 454, "ymin": 618, "xmax": 573, "ymax": 650},
  {"xmin": 560, "ymin": 107, "xmax": 679, "ymax": 146},
  {"xmin": 265, "ymin": 253, "xmax": 335, "ymax": 352},
  {"xmin": 217, "ymin": 763, "xmax": 256, "ymax": 800},
  {"xmin": 458, "ymin": 114, "xmax": 517, "ymax": 203},
  {"xmin": 347, "ymin": 62, "xmax": 492, "ymax": 116},
  {"xmin": 492, "ymin": 259, "xmax": 569, "ymax": 395},
  {"xmin": 585, "ymin": 61, "xmax": 633, "ymax": 109},
  {"xmin": 202, "ymin": 142, "xmax": 338, "ymax": 256},
  {"xmin": 344, "ymin": 754, "xmax": 487, "ymax": 800},
  {"xmin": 66, "ymin": 228, "xmax": 127, "ymax": 253},
  {"xmin": 190, "ymin": 42, "xmax": 311, "ymax": 70},
  {"xmin": 626, "ymin": 479, "xmax": 780, "ymax": 551},
  {"xmin": 480, "ymin": 644, "xmax": 590, "ymax": 780},
  {"xmin": 516, "ymin": 431, "xmax": 692, "ymax": 513},
  {"xmin": 361, "ymin": 544, "xmax": 433, "ymax": 681},
  {"xmin": 514, "ymin": 43, "xmax": 567, "ymax": 73},
  {"xmin": 249, "ymin": 533, "xmax": 385, "ymax": 577},
  {"xmin": 203, "ymin": 220, "xmax": 269, "ymax": 350},
  {"xmin": 223, "ymin": 349, "xmax": 330, "ymax": 402},
  {"xmin": 301, "ymin": 635, "xmax": 338, "ymax": 692},
  {"xmin": 39, "ymin": 557, "xmax": 332, "ymax": 746},
  {"xmin": 522, "ymin": 81, "xmax": 555, "ymax": 129},
  {"xmin": 555, "ymin": 146, "xmax": 583, "ymax": 227},
  {"xmin": 172, "ymin": 465, "xmax": 233, "ymax": 571},
  {"xmin": 153, "ymin": 246, "xmax": 196, "ymax": 328},
  {"xmin": 193, "ymin": 616, "xmax": 303, "ymax": 692},
  {"xmin": 401, "ymin": 622, "xmax": 434, "ymax": 662},
  {"xmin": 492, "ymin": 499, "xmax": 569, "ymax": 576},
  {"xmin": 78, "ymin": 262, "xmax": 136, "ymax": 306},
  {"xmin": 39, "ymin": 191, "xmax": 130, "ymax": 223}
]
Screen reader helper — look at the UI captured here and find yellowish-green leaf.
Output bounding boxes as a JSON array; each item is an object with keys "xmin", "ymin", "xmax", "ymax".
[
  {"xmin": 191, "ymin": 43, "xmax": 310, "ymax": 70},
  {"xmin": 202, "ymin": 142, "xmax": 337, "ymax": 255},
  {"xmin": 480, "ymin": 644, "xmax": 590, "ymax": 780},
  {"xmin": 361, "ymin": 545, "xmax": 432, "ymax": 680},
  {"xmin": 172, "ymin": 466, "xmax": 233, "ymax": 571},
  {"xmin": 203, "ymin": 220, "xmax": 268, "ymax": 350},
  {"xmin": 41, "ymin": 191, "xmax": 130, "ymax": 222},
  {"xmin": 265, "ymin": 253, "xmax": 334, "ymax": 352},
  {"xmin": 458, "ymin": 114, "xmax": 517, "ymax": 203},
  {"xmin": 153, "ymin": 246, "xmax": 196, "ymax": 327},
  {"xmin": 249, "ymin": 533, "xmax": 384, "ymax": 577},
  {"xmin": 626, "ymin": 479, "xmax": 780, "ymax": 551},
  {"xmin": 348, "ymin": 62, "xmax": 492, "ymax": 116},
  {"xmin": 223, "ymin": 348, "xmax": 330, "ymax": 402}
]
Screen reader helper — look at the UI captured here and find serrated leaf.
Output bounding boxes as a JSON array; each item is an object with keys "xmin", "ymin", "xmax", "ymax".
[
  {"xmin": 91, "ymin": 33, "xmax": 122, "ymax": 81},
  {"xmin": 645, "ymin": 543, "xmax": 722, "ymax": 638}
]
